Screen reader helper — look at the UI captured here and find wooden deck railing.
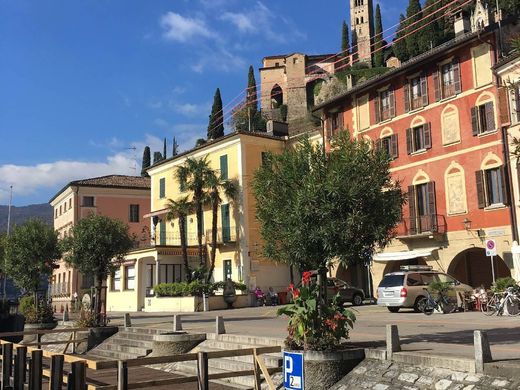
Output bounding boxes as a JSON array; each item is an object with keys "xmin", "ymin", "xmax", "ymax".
[{"xmin": 0, "ymin": 328, "xmax": 282, "ymax": 390}]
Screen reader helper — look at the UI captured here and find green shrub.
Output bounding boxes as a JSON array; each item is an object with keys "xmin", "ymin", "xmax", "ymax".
[
  {"xmin": 19, "ymin": 296, "xmax": 35, "ymax": 317},
  {"xmin": 154, "ymin": 280, "xmax": 247, "ymax": 297},
  {"xmin": 428, "ymin": 281, "xmax": 452, "ymax": 295},
  {"xmin": 492, "ymin": 277, "xmax": 518, "ymax": 293},
  {"xmin": 22, "ymin": 299, "xmax": 54, "ymax": 324},
  {"xmin": 212, "ymin": 281, "xmax": 247, "ymax": 292},
  {"xmin": 75, "ymin": 308, "xmax": 98, "ymax": 328}
]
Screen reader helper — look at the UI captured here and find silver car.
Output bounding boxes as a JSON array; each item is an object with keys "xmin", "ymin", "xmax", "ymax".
[{"xmin": 377, "ymin": 266, "xmax": 472, "ymax": 312}]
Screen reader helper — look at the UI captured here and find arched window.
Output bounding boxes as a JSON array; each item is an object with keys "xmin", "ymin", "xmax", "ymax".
[
  {"xmin": 271, "ymin": 84, "xmax": 283, "ymax": 109},
  {"xmin": 356, "ymin": 17, "xmax": 359, "ymax": 25},
  {"xmin": 476, "ymin": 153, "xmax": 508, "ymax": 208},
  {"xmin": 444, "ymin": 162, "xmax": 467, "ymax": 215},
  {"xmin": 360, "ymin": 16, "xmax": 364, "ymax": 24},
  {"xmin": 441, "ymin": 104, "xmax": 460, "ymax": 145}
]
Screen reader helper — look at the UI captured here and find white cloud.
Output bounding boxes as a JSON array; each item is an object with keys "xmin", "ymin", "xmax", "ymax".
[
  {"xmin": 172, "ymin": 102, "xmax": 211, "ymax": 117},
  {"xmin": 160, "ymin": 12, "xmax": 213, "ymax": 42},
  {"xmin": 220, "ymin": 12, "xmax": 254, "ymax": 33},
  {"xmin": 190, "ymin": 47, "xmax": 246, "ymax": 73}
]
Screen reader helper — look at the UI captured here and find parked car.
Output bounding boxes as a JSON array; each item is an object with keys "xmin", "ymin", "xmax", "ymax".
[
  {"xmin": 377, "ymin": 265, "xmax": 472, "ymax": 312},
  {"xmin": 327, "ymin": 277, "xmax": 365, "ymax": 306}
]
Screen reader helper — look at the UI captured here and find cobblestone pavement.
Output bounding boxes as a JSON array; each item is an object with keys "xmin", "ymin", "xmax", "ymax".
[{"xmin": 106, "ymin": 304, "xmax": 520, "ymax": 361}]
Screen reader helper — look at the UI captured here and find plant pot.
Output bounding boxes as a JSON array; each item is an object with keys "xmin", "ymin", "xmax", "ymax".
[
  {"xmin": 149, "ymin": 332, "xmax": 206, "ymax": 356},
  {"xmin": 223, "ymin": 294, "xmax": 237, "ymax": 309},
  {"xmin": 21, "ymin": 322, "xmax": 57, "ymax": 345},
  {"xmin": 285, "ymin": 347, "xmax": 365, "ymax": 390}
]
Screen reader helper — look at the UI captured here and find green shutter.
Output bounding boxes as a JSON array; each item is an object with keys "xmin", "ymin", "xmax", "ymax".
[
  {"xmin": 221, "ymin": 204, "xmax": 230, "ymax": 242},
  {"xmin": 159, "ymin": 221, "xmax": 166, "ymax": 245},
  {"xmin": 220, "ymin": 155, "xmax": 228, "ymax": 180},
  {"xmin": 159, "ymin": 178, "xmax": 165, "ymax": 198}
]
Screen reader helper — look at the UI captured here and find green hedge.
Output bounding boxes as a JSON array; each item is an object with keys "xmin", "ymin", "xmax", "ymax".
[{"xmin": 154, "ymin": 281, "xmax": 247, "ymax": 297}]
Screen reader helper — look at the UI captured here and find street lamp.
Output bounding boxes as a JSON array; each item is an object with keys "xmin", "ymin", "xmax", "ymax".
[{"xmin": 463, "ymin": 217, "xmax": 472, "ymax": 231}]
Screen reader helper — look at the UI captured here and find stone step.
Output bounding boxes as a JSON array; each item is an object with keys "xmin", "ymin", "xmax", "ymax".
[
  {"xmin": 87, "ymin": 348, "xmax": 146, "ymax": 360},
  {"xmin": 206, "ymin": 333, "xmax": 285, "ymax": 347},
  {"xmin": 201, "ymin": 339, "xmax": 280, "ymax": 352},
  {"xmin": 116, "ymin": 331, "xmax": 157, "ymax": 342},
  {"xmin": 94, "ymin": 343, "xmax": 152, "ymax": 356},
  {"xmin": 120, "ymin": 327, "xmax": 164, "ymax": 335},
  {"xmin": 103, "ymin": 337, "xmax": 154, "ymax": 349}
]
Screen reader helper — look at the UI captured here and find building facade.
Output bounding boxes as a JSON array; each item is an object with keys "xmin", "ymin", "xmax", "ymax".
[
  {"xmin": 106, "ymin": 132, "xmax": 293, "ymax": 312},
  {"xmin": 48, "ymin": 175, "xmax": 150, "ymax": 312},
  {"xmin": 315, "ymin": 18, "xmax": 517, "ymax": 292}
]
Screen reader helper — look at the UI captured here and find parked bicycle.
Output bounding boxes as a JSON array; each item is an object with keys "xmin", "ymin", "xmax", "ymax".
[
  {"xmin": 418, "ymin": 288, "xmax": 457, "ymax": 315},
  {"xmin": 481, "ymin": 287, "xmax": 520, "ymax": 316}
]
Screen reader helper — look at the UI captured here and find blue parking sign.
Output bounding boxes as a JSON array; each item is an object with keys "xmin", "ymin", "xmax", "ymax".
[{"xmin": 283, "ymin": 351, "xmax": 304, "ymax": 389}]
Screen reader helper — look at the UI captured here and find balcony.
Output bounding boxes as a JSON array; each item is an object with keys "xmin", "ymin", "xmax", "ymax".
[
  {"xmin": 395, "ymin": 214, "xmax": 447, "ymax": 239},
  {"xmin": 155, "ymin": 232, "xmax": 200, "ymax": 247},
  {"xmin": 50, "ymin": 282, "xmax": 70, "ymax": 297},
  {"xmin": 205, "ymin": 227, "xmax": 237, "ymax": 244}
]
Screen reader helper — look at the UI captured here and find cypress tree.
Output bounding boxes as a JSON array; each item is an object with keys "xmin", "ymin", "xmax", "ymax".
[
  {"xmin": 172, "ymin": 137, "xmax": 179, "ymax": 156},
  {"xmin": 163, "ymin": 138, "xmax": 167, "ymax": 160},
  {"xmin": 153, "ymin": 152, "xmax": 163, "ymax": 164},
  {"xmin": 207, "ymin": 88, "xmax": 224, "ymax": 140},
  {"xmin": 246, "ymin": 66, "xmax": 258, "ymax": 119},
  {"xmin": 341, "ymin": 20, "xmax": 349, "ymax": 57},
  {"xmin": 393, "ymin": 14, "xmax": 409, "ymax": 62},
  {"xmin": 405, "ymin": 0, "xmax": 423, "ymax": 59},
  {"xmin": 373, "ymin": 5, "xmax": 384, "ymax": 67},
  {"xmin": 141, "ymin": 146, "xmax": 151, "ymax": 177}
]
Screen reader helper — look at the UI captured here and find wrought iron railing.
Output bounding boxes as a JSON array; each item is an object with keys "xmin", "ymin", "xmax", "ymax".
[
  {"xmin": 205, "ymin": 227, "xmax": 237, "ymax": 244},
  {"xmin": 395, "ymin": 214, "xmax": 447, "ymax": 237},
  {"xmin": 50, "ymin": 282, "xmax": 70, "ymax": 297}
]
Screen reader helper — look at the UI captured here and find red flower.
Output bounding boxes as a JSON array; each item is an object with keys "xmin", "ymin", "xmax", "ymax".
[
  {"xmin": 287, "ymin": 283, "xmax": 295, "ymax": 292},
  {"xmin": 302, "ymin": 271, "xmax": 312, "ymax": 285},
  {"xmin": 325, "ymin": 318, "xmax": 337, "ymax": 331},
  {"xmin": 292, "ymin": 288, "xmax": 300, "ymax": 299}
]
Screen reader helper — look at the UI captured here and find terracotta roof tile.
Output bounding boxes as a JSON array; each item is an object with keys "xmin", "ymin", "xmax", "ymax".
[{"xmin": 70, "ymin": 175, "xmax": 151, "ymax": 189}]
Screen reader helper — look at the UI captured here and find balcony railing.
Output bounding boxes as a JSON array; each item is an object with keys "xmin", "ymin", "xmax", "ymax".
[
  {"xmin": 155, "ymin": 232, "xmax": 200, "ymax": 247},
  {"xmin": 50, "ymin": 282, "xmax": 70, "ymax": 297},
  {"xmin": 411, "ymin": 97, "xmax": 423, "ymax": 110},
  {"xmin": 442, "ymin": 83, "xmax": 456, "ymax": 99},
  {"xmin": 395, "ymin": 214, "xmax": 447, "ymax": 237},
  {"xmin": 380, "ymin": 108, "xmax": 393, "ymax": 121},
  {"xmin": 205, "ymin": 227, "xmax": 237, "ymax": 244}
]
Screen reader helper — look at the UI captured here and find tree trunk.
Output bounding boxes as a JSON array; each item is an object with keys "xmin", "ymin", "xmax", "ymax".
[
  {"xmin": 195, "ymin": 192, "xmax": 205, "ymax": 266},
  {"xmin": 206, "ymin": 199, "xmax": 219, "ymax": 284},
  {"xmin": 289, "ymin": 266, "xmax": 294, "ymax": 284},
  {"xmin": 94, "ymin": 274, "xmax": 103, "ymax": 327},
  {"xmin": 179, "ymin": 215, "xmax": 191, "ymax": 282}
]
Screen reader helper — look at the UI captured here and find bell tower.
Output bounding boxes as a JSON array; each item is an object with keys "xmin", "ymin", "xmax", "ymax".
[{"xmin": 350, "ymin": 0, "xmax": 374, "ymax": 64}]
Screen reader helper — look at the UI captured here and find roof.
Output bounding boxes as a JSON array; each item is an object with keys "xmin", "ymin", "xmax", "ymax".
[
  {"xmin": 49, "ymin": 175, "xmax": 150, "ymax": 203},
  {"xmin": 493, "ymin": 50, "xmax": 520, "ymax": 70},
  {"xmin": 313, "ymin": 27, "xmax": 496, "ymax": 112},
  {"xmin": 147, "ymin": 131, "xmax": 286, "ymax": 172}
]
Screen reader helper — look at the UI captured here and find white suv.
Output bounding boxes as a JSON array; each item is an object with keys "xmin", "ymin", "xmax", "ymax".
[{"xmin": 377, "ymin": 265, "xmax": 472, "ymax": 312}]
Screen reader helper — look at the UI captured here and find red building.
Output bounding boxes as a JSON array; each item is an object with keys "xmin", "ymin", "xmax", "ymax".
[{"xmin": 314, "ymin": 13, "xmax": 518, "ymax": 292}]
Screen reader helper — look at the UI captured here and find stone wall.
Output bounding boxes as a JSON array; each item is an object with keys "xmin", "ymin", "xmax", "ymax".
[{"xmin": 331, "ymin": 358, "xmax": 519, "ymax": 390}]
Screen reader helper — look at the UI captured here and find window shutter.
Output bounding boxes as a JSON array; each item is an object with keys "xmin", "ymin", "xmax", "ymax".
[
  {"xmin": 374, "ymin": 94, "xmax": 381, "ymax": 123},
  {"xmin": 404, "ymin": 82, "xmax": 411, "ymax": 112},
  {"xmin": 423, "ymin": 123, "xmax": 432, "ymax": 149},
  {"xmin": 220, "ymin": 155, "xmax": 228, "ymax": 180},
  {"xmin": 498, "ymin": 86, "xmax": 511, "ymax": 127},
  {"xmin": 406, "ymin": 128, "xmax": 412, "ymax": 154},
  {"xmin": 389, "ymin": 89, "xmax": 396, "ymax": 118},
  {"xmin": 485, "ymin": 102, "xmax": 495, "ymax": 132},
  {"xmin": 408, "ymin": 185, "xmax": 417, "ymax": 235},
  {"xmin": 391, "ymin": 134, "xmax": 399, "ymax": 159},
  {"xmin": 421, "ymin": 72, "xmax": 429, "ymax": 106},
  {"xmin": 500, "ymin": 166, "xmax": 510, "ymax": 206},
  {"xmin": 375, "ymin": 139, "xmax": 382, "ymax": 151},
  {"xmin": 475, "ymin": 170, "xmax": 486, "ymax": 209},
  {"xmin": 471, "ymin": 107, "xmax": 479, "ymax": 136},
  {"xmin": 453, "ymin": 57, "xmax": 462, "ymax": 94},
  {"xmin": 427, "ymin": 181, "xmax": 437, "ymax": 231},
  {"xmin": 515, "ymin": 86, "xmax": 520, "ymax": 123},
  {"xmin": 433, "ymin": 69, "xmax": 441, "ymax": 101}
]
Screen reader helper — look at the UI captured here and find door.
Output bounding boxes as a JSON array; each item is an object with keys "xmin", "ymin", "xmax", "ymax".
[{"xmin": 223, "ymin": 260, "xmax": 232, "ymax": 280}]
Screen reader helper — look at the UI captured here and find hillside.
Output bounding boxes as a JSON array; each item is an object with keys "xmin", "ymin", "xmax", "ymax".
[{"xmin": 0, "ymin": 203, "xmax": 53, "ymax": 232}]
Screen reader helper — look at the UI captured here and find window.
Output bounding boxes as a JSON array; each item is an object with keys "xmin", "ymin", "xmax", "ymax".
[
  {"xmin": 63, "ymin": 203, "xmax": 67, "ymax": 212},
  {"xmin": 59, "ymin": 205, "xmax": 62, "ymax": 215},
  {"xmin": 145, "ymin": 264, "xmax": 154, "ymax": 296},
  {"xmin": 376, "ymin": 134, "xmax": 398, "ymax": 159},
  {"xmin": 404, "ymin": 74, "xmax": 428, "ymax": 112},
  {"xmin": 476, "ymin": 167, "xmax": 508, "ymax": 208},
  {"xmin": 159, "ymin": 178, "xmax": 166, "ymax": 198},
  {"xmin": 223, "ymin": 260, "xmax": 232, "ymax": 280},
  {"xmin": 55, "ymin": 209, "xmax": 58, "ymax": 219},
  {"xmin": 406, "ymin": 123, "xmax": 431, "ymax": 154},
  {"xmin": 159, "ymin": 264, "xmax": 182, "ymax": 283},
  {"xmin": 407, "ymin": 182, "xmax": 437, "ymax": 235},
  {"xmin": 69, "ymin": 199, "xmax": 72, "ymax": 209},
  {"xmin": 375, "ymin": 89, "xmax": 395, "ymax": 122},
  {"xmin": 434, "ymin": 59, "xmax": 461, "ymax": 101},
  {"xmin": 220, "ymin": 155, "xmax": 228, "ymax": 180},
  {"xmin": 221, "ymin": 204, "xmax": 231, "ymax": 242},
  {"xmin": 112, "ymin": 269, "xmax": 121, "ymax": 291},
  {"xmin": 159, "ymin": 221, "xmax": 166, "ymax": 245},
  {"xmin": 129, "ymin": 204, "xmax": 140, "ymax": 223},
  {"xmin": 82, "ymin": 196, "xmax": 94, "ymax": 207},
  {"xmin": 327, "ymin": 111, "xmax": 343, "ymax": 138},
  {"xmin": 125, "ymin": 265, "xmax": 135, "ymax": 290},
  {"xmin": 471, "ymin": 102, "xmax": 495, "ymax": 135}
]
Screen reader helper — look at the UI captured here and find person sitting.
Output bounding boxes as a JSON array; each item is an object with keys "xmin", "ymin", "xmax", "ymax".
[
  {"xmin": 267, "ymin": 287, "xmax": 279, "ymax": 306},
  {"xmin": 254, "ymin": 287, "xmax": 265, "ymax": 306}
]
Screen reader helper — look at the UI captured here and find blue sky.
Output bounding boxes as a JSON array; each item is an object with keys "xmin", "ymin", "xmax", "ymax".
[{"xmin": 0, "ymin": 0, "xmax": 405, "ymax": 206}]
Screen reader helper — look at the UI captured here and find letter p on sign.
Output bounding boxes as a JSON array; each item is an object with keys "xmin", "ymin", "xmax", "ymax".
[{"xmin": 283, "ymin": 351, "xmax": 304, "ymax": 389}]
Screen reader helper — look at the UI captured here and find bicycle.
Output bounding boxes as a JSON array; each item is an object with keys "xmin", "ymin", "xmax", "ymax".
[
  {"xmin": 418, "ymin": 288, "xmax": 457, "ymax": 315},
  {"xmin": 481, "ymin": 287, "xmax": 520, "ymax": 316}
]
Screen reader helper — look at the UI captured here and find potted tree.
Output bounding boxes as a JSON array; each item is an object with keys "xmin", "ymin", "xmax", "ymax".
[{"xmin": 4, "ymin": 219, "xmax": 60, "ymax": 337}]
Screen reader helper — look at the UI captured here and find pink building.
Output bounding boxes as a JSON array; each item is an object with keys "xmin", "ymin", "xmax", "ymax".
[{"xmin": 48, "ymin": 175, "xmax": 150, "ymax": 312}]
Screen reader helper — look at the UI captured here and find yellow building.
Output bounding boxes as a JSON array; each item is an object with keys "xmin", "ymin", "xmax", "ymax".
[{"xmin": 107, "ymin": 131, "xmax": 298, "ymax": 312}]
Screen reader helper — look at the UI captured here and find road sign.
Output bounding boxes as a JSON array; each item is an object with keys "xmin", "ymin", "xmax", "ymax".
[
  {"xmin": 485, "ymin": 239, "xmax": 497, "ymax": 257},
  {"xmin": 283, "ymin": 351, "xmax": 304, "ymax": 390}
]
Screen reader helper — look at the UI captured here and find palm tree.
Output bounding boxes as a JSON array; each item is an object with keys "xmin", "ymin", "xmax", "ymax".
[
  {"xmin": 165, "ymin": 196, "xmax": 193, "ymax": 282},
  {"xmin": 176, "ymin": 157, "xmax": 214, "ymax": 266},
  {"xmin": 205, "ymin": 172, "xmax": 239, "ymax": 283}
]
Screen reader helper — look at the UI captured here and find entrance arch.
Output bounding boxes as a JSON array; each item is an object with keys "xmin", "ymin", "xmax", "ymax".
[
  {"xmin": 448, "ymin": 248, "xmax": 511, "ymax": 288},
  {"xmin": 271, "ymin": 84, "xmax": 283, "ymax": 108}
]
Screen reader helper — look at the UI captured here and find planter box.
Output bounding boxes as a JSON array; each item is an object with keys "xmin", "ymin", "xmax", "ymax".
[
  {"xmin": 143, "ymin": 294, "xmax": 251, "ymax": 312},
  {"xmin": 285, "ymin": 348, "xmax": 365, "ymax": 390}
]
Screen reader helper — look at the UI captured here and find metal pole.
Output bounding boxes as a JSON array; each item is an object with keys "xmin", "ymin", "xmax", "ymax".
[
  {"xmin": 366, "ymin": 262, "xmax": 372, "ymax": 303},
  {"xmin": 3, "ymin": 185, "xmax": 13, "ymax": 299},
  {"xmin": 491, "ymin": 255, "xmax": 496, "ymax": 283}
]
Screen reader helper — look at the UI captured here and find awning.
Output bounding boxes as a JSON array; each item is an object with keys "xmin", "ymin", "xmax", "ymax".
[
  {"xmin": 143, "ymin": 208, "xmax": 168, "ymax": 219},
  {"xmin": 373, "ymin": 247, "xmax": 440, "ymax": 262}
]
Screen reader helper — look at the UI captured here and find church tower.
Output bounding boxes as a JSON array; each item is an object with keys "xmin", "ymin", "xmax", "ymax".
[{"xmin": 350, "ymin": 0, "xmax": 374, "ymax": 64}]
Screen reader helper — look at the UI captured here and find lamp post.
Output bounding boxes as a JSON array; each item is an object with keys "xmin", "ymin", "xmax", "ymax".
[{"xmin": 2, "ymin": 185, "xmax": 13, "ymax": 299}]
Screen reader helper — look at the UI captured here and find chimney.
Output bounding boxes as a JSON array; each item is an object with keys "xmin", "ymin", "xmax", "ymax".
[{"xmin": 454, "ymin": 10, "xmax": 470, "ymax": 37}]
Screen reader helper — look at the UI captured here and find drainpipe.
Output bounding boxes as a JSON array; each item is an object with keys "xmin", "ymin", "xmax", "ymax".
[{"xmin": 502, "ymin": 125, "xmax": 519, "ymax": 242}]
